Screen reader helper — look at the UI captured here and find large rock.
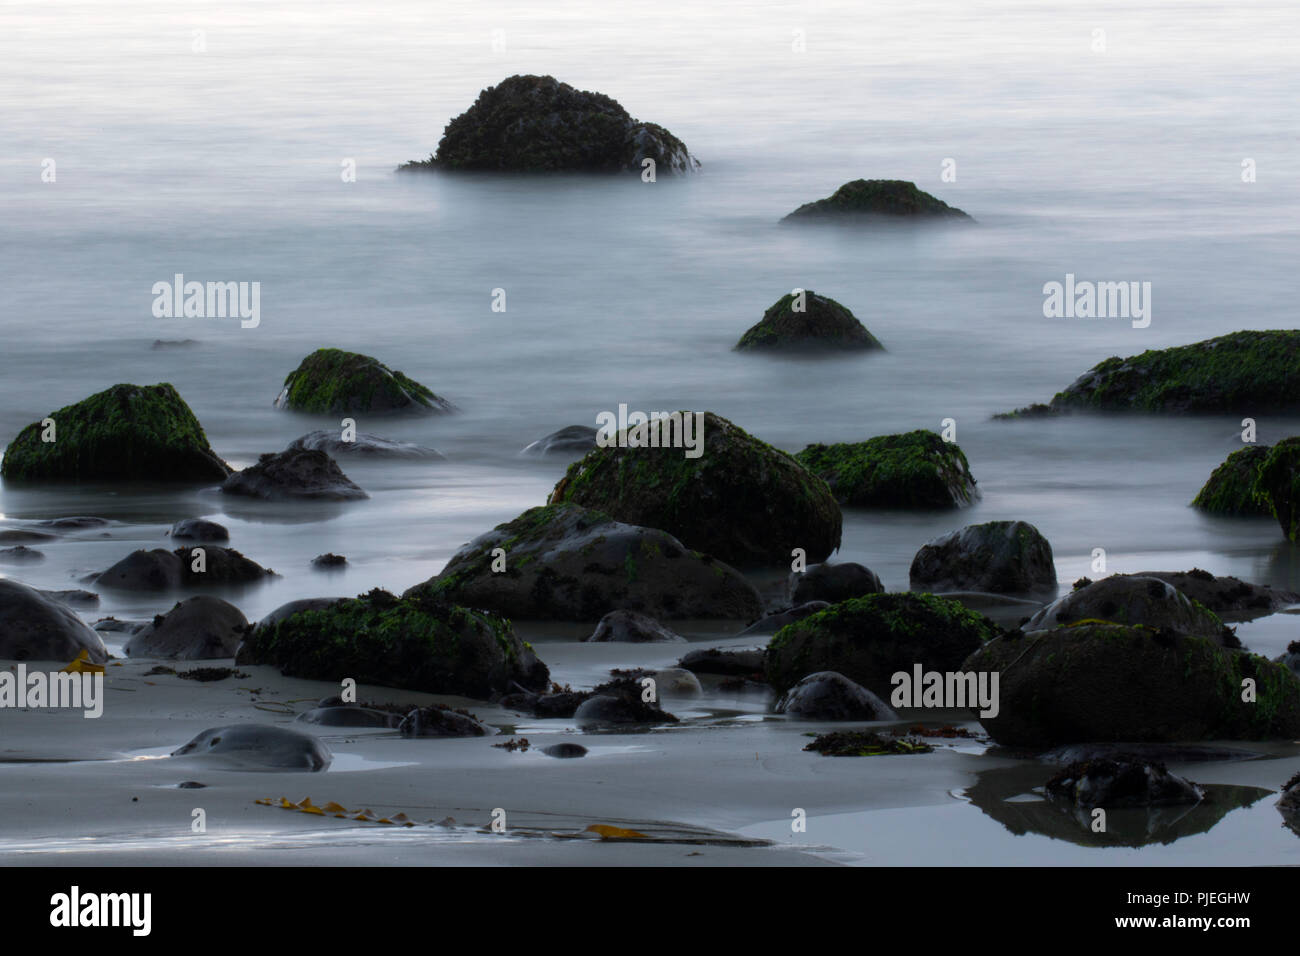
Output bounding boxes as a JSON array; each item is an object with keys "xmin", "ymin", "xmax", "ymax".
[
  {"xmin": 737, "ymin": 601, "xmax": 830, "ymax": 636},
  {"xmin": 678, "ymin": 647, "xmax": 766, "ymax": 677},
  {"xmin": 124, "ymin": 596, "xmax": 248, "ymax": 660},
  {"xmin": 236, "ymin": 588, "xmax": 550, "ymax": 698},
  {"xmin": 287, "ymin": 430, "xmax": 444, "ymax": 460},
  {"xmin": 96, "ymin": 547, "xmax": 276, "ymax": 591},
  {"xmin": 169, "ymin": 518, "xmax": 229, "ymax": 542},
  {"xmin": 1004, "ymin": 330, "xmax": 1300, "ymax": 415},
  {"xmin": 0, "ymin": 383, "xmax": 230, "ymax": 482},
  {"xmin": 520, "ymin": 425, "xmax": 598, "ymax": 457},
  {"xmin": 909, "ymin": 520, "xmax": 1056, "ymax": 595},
  {"xmin": 402, "ymin": 74, "xmax": 699, "ymax": 174},
  {"xmin": 1255, "ymin": 437, "xmax": 1300, "ymax": 541},
  {"xmin": 398, "ymin": 704, "xmax": 494, "ymax": 737},
  {"xmin": 1124, "ymin": 569, "xmax": 1298, "ymax": 622},
  {"xmin": 764, "ymin": 592, "xmax": 1000, "ymax": 696},
  {"xmin": 221, "ymin": 448, "xmax": 368, "ymax": 501},
  {"xmin": 548, "ymin": 412, "xmax": 842, "ymax": 566},
  {"xmin": 774, "ymin": 671, "xmax": 898, "ymax": 720},
  {"xmin": 782, "ymin": 179, "xmax": 971, "ymax": 222},
  {"xmin": 274, "ymin": 348, "xmax": 453, "ymax": 415},
  {"xmin": 796, "ymin": 431, "xmax": 977, "ymax": 509},
  {"xmin": 791, "ymin": 562, "xmax": 883, "ymax": 605},
  {"xmin": 584, "ymin": 609, "xmax": 685, "ymax": 643},
  {"xmin": 963, "ymin": 623, "xmax": 1300, "ymax": 747},
  {"xmin": 735, "ymin": 291, "xmax": 883, "ymax": 352},
  {"xmin": 1191, "ymin": 445, "xmax": 1272, "ymax": 516},
  {"xmin": 1024, "ymin": 575, "xmax": 1236, "ymax": 646},
  {"xmin": 0, "ymin": 579, "xmax": 109, "ymax": 663},
  {"xmin": 256, "ymin": 598, "xmax": 344, "ymax": 629},
  {"xmin": 1045, "ymin": 757, "xmax": 1204, "ymax": 808},
  {"xmin": 171, "ymin": 724, "xmax": 332, "ymax": 771},
  {"xmin": 405, "ymin": 503, "xmax": 761, "ymax": 621}
]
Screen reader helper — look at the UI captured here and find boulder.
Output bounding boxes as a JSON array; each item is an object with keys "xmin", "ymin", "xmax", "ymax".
[
  {"xmin": 169, "ymin": 517, "xmax": 229, "ymax": 542},
  {"xmin": 402, "ymin": 74, "xmax": 699, "ymax": 174},
  {"xmin": 297, "ymin": 704, "xmax": 403, "ymax": 729},
  {"xmin": 549, "ymin": 411, "xmax": 842, "ymax": 566},
  {"xmin": 124, "ymin": 596, "xmax": 249, "ymax": 659},
  {"xmin": 791, "ymin": 562, "xmax": 883, "ymax": 605},
  {"xmin": 1024, "ymin": 575, "xmax": 1236, "ymax": 646},
  {"xmin": 774, "ymin": 671, "xmax": 898, "ymax": 720},
  {"xmin": 543, "ymin": 743, "xmax": 588, "ymax": 758},
  {"xmin": 1124, "ymin": 569, "xmax": 1298, "ymax": 622},
  {"xmin": 782, "ymin": 179, "xmax": 971, "ymax": 222},
  {"xmin": 1191, "ymin": 445, "xmax": 1272, "ymax": 516},
  {"xmin": 221, "ymin": 448, "xmax": 368, "ymax": 501},
  {"xmin": 274, "ymin": 348, "xmax": 454, "ymax": 415},
  {"xmin": 572, "ymin": 678, "xmax": 679, "ymax": 727},
  {"xmin": 737, "ymin": 601, "xmax": 830, "ymax": 636},
  {"xmin": 38, "ymin": 589, "xmax": 99, "ymax": 609},
  {"xmin": 520, "ymin": 425, "xmax": 599, "ymax": 457},
  {"xmin": 735, "ymin": 291, "xmax": 883, "ymax": 352},
  {"xmin": 764, "ymin": 592, "xmax": 999, "ymax": 696},
  {"xmin": 1045, "ymin": 757, "xmax": 1205, "ymax": 808},
  {"xmin": 678, "ymin": 647, "xmax": 766, "ymax": 677},
  {"xmin": 0, "ymin": 545, "xmax": 44, "ymax": 563},
  {"xmin": 584, "ymin": 609, "xmax": 686, "ymax": 643},
  {"xmin": 0, "ymin": 383, "xmax": 230, "ymax": 482},
  {"xmin": 909, "ymin": 520, "xmax": 1056, "ymax": 595},
  {"xmin": 1276, "ymin": 642, "xmax": 1300, "ymax": 677},
  {"xmin": 796, "ymin": 431, "xmax": 978, "ymax": 509},
  {"xmin": 1279, "ymin": 772, "xmax": 1300, "ymax": 816},
  {"xmin": 405, "ymin": 503, "xmax": 762, "ymax": 621},
  {"xmin": 256, "ymin": 598, "xmax": 344, "ymax": 629},
  {"xmin": 1255, "ymin": 437, "xmax": 1300, "ymax": 540},
  {"xmin": 0, "ymin": 578, "xmax": 109, "ymax": 663},
  {"xmin": 311, "ymin": 553, "xmax": 347, "ymax": 569},
  {"xmin": 96, "ymin": 547, "xmax": 276, "ymax": 590},
  {"xmin": 0, "ymin": 529, "xmax": 55, "ymax": 544},
  {"xmin": 287, "ymin": 430, "xmax": 444, "ymax": 460},
  {"xmin": 398, "ymin": 704, "xmax": 494, "ymax": 737},
  {"xmin": 171, "ymin": 724, "xmax": 332, "ymax": 771}
]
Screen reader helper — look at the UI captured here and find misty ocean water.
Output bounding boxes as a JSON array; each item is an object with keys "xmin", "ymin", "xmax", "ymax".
[{"xmin": 2, "ymin": 0, "xmax": 1299, "ymax": 655}]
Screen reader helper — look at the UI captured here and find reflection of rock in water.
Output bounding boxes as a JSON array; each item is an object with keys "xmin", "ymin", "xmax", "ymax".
[
  {"xmin": 1278, "ymin": 771, "xmax": 1300, "ymax": 836},
  {"xmin": 966, "ymin": 761, "xmax": 1271, "ymax": 848}
]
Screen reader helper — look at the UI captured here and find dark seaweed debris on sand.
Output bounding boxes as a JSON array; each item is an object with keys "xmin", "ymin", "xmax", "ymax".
[{"xmin": 804, "ymin": 731, "xmax": 933, "ymax": 756}]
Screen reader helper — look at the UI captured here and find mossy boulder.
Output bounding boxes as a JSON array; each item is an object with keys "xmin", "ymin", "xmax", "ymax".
[
  {"xmin": 548, "ymin": 412, "xmax": 841, "ymax": 566},
  {"xmin": 1192, "ymin": 445, "xmax": 1272, "ymax": 515},
  {"xmin": 782, "ymin": 179, "xmax": 971, "ymax": 222},
  {"xmin": 236, "ymin": 588, "xmax": 549, "ymax": 698},
  {"xmin": 401, "ymin": 74, "xmax": 699, "ymax": 174},
  {"xmin": 275, "ymin": 348, "xmax": 453, "ymax": 415},
  {"xmin": 1005, "ymin": 331, "xmax": 1300, "ymax": 415},
  {"xmin": 909, "ymin": 520, "xmax": 1056, "ymax": 595},
  {"xmin": 1024, "ymin": 575, "xmax": 1236, "ymax": 647},
  {"xmin": 795, "ymin": 431, "xmax": 977, "ymax": 509},
  {"xmin": 1, "ymin": 383, "xmax": 230, "ymax": 482},
  {"xmin": 764, "ymin": 592, "xmax": 1000, "ymax": 696},
  {"xmin": 735, "ymin": 291, "xmax": 884, "ymax": 352},
  {"xmin": 1254, "ymin": 437, "xmax": 1300, "ymax": 541},
  {"xmin": 404, "ymin": 503, "xmax": 762, "ymax": 621},
  {"xmin": 963, "ymin": 623, "xmax": 1300, "ymax": 747}
]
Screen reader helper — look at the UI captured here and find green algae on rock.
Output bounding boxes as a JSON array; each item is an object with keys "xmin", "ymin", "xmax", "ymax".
[
  {"xmin": 795, "ymin": 430, "xmax": 976, "ymax": 509},
  {"xmin": 400, "ymin": 74, "xmax": 699, "ymax": 174},
  {"xmin": 782, "ymin": 179, "xmax": 971, "ymax": 222},
  {"xmin": 1255, "ymin": 437, "xmax": 1300, "ymax": 541},
  {"xmin": 236, "ymin": 588, "xmax": 549, "ymax": 699},
  {"xmin": 735, "ymin": 291, "xmax": 884, "ymax": 352},
  {"xmin": 1, "ymin": 383, "xmax": 230, "ymax": 482},
  {"xmin": 1191, "ymin": 444, "xmax": 1272, "ymax": 516},
  {"xmin": 548, "ymin": 412, "xmax": 842, "ymax": 566},
  {"xmin": 275, "ymin": 348, "xmax": 453, "ymax": 415},
  {"xmin": 764, "ymin": 592, "xmax": 1000, "ymax": 696}
]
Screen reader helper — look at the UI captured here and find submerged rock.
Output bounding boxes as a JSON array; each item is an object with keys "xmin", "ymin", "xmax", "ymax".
[
  {"xmin": 275, "ymin": 348, "xmax": 454, "ymax": 415},
  {"xmin": 124, "ymin": 596, "xmax": 249, "ymax": 660},
  {"xmin": 38, "ymin": 589, "xmax": 99, "ymax": 609},
  {"xmin": 96, "ymin": 547, "xmax": 276, "ymax": 590},
  {"xmin": 796, "ymin": 431, "xmax": 977, "ymax": 509},
  {"xmin": 171, "ymin": 724, "xmax": 332, "ymax": 771},
  {"xmin": 548, "ymin": 411, "xmax": 842, "ymax": 566},
  {"xmin": 0, "ymin": 578, "xmax": 109, "ymax": 663},
  {"xmin": 791, "ymin": 562, "xmax": 884, "ymax": 605},
  {"xmin": 520, "ymin": 425, "xmax": 599, "ymax": 457},
  {"xmin": 0, "ymin": 529, "xmax": 55, "ymax": 544},
  {"xmin": 774, "ymin": 671, "xmax": 898, "ymax": 721},
  {"xmin": 222, "ymin": 448, "xmax": 368, "ymax": 501},
  {"xmin": 678, "ymin": 647, "xmax": 767, "ymax": 677},
  {"xmin": 735, "ymin": 291, "xmax": 884, "ymax": 352},
  {"xmin": 402, "ymin": 74, "xmax": 699, "ymax": 174},
  {"xmin": 737, "ymin": 602, "xmax": 830, "ymax": 636},
  {"xmin": 405, "ymin": 503, "xmax": 762, "ymax": 621},
  {"xmin": 169, "ymin": 517, "xmax": 230, "ymax": 542},
  {"xmin": 1024, "ymin": 575, "xmax": 1236, "ymax": 646},
  {"xmin": 782, "ymin": 179, "xmax": 971, "ymax": 222},
  {"xmin": 398, "ymin": 704, "xmax": 494, "ymax": 737},
  {"xmin": 1045, "ymin": 757, "xmax": 1205, "ymax": 808},
  {"xmin": 311, "ymin": 552, "xmax": 347, "ymax": 569},
  {"xmin": 1191, "ymin": 445, "xmax": 1272, "ymax": 516},
  {"xmin": 297, "ymin": 705, "xmax": 403, "ymax": 728},
  {"xmin": 543, "ymin": 743, "xmax": 588, "ymax": 758},
  {"xmin": 909, "ymin": 520, "xmax": 1056, "ymax": 595},
  {"xmin": 584, "ymin": 609, "xmax": 686, "ymax": 643},
  {"xmin": 0, "ymin": 383, "xmax": 231, "ymax": 482},
  {"xmin": 0, "ymin": 545, "xmax": 44, "ymax": 563},
  {"xmin": 287, "ymin": 430, "xmax": 444, "ymax": 460},
  {"xmin": 572, "ymin": 678, "xmax": 679, "ymax": 727}
]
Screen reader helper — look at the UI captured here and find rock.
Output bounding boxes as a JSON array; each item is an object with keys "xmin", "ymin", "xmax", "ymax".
[
  {"xmin": 236, "ymin": 587, "xmax": 550, "ymax": 698},
  {"xmin": 735, "ymin": 291, "xmax": 884, "ymax": 352},
  {"xmin": 1126, "ymin": 569, "xmax": 1298, "ymax": 622},
  {"xmin": 1191, "ymin": 445, "xmax": 1273, "ymax": 516},
  {"xmin": 287, "ymin": 430, "xmax": 444, "ymax": 460},
  {"xmin": 791, "ymin": 562, "xmax": 883, "ymax": 605},
  {"xmin": 678, "ymin": 647, "xmax": 767, "ymax": 676},
  {"xmin": 402, "ymin": 74, "xmax": 699, "ymax": 174},
  {"xmin": 774, "ymin": 671, "xmax": 898, "ymax": 720},
  {"xmin": 648, "ymin": 667, "xmax": 702, "ymax": 695},
  {"xmin": 1004, "ymin": 330, "xmax": 1300, "ymax": 415},
  {"xmin": 1024, "ymin": 575, "xmax": 1236, "ymax": 646},
  {"xmin": 37, "ymin": 589, "xmax": 98, "ymax": 609},
  {"xmin": 405, "ymin": 503, "xmax": 762, "ymax": 621},
  {"xmin": 124, "ymin": 596, "xmax": 249, "ymax": 660},
  {"xmin": 296, "ymin": 704, "xmax": 403, "ymax": 729},
  {"xmin": 584, "ymin": 609, "xmax": 686, "ymax": 643},
  {"xmin": 256, "ymin": 598, "xmax": 345, "ymax": 629},
  {"xmin": 1275, "ymin": 641, "xmax": 1300, "ymax": 677},
  {"xmin": 764, "ymin": 592, "xmax": 999, "ymax": 696},
  {"xmin": 499, "ymin": 688, "xmax": 591, "ymax": 719},
  {"xmin": 92, "ymin": 617, "xmax": 147, "ymax": 635},
  {"xmin": 0, "ymin": 383, "xmax": 231, "ymax": 482},
  {"xmin": 572, "ymin": 678, "xmax": 679, "ymax": 726},
  {"xmin": 520, "ymin": 425, "xmax": 599, "ymax": 457},
  {"xmin": 39, "ymin": 517, "xmax": 109, "ymax": 530},
  {"xmin": 398, "ymin": 704, "xmax": 494, "ymax": 737},
  {"xmin": 311, "ymin": 553, "xmax": 347, "ymax": 569},
  {"xmin": 543, "ymin": 743, "xmax": 588, "ymax": 758},
  {"xmin": 548, "ymin": 411, "xmax": 842, "ymax": 566},
  {"xmin": 1279, "ymin": 772, "xmax": 1300, "ymax": 815},
  {"xmin": 782, "ymin": 179, "xmax": 971, "ymax": 222},
  {"xmin": 96, "ymin": 547, "xmax": 276, "ymax": 590},
  {"xmin": 909, "ymin": 520, "xmax": 1056, "ymax": 595},
  {"xmin": 795, "ymin": 431, "xmax": 978, "ymax": 509},
  {"xmin": 221, "ymin": 448, "xmax": 368, "ymax": 501},
  {"xmin": 1045, "ymin": 757, "xmax": 1205, "ymax": 807},
  {"xmin": 0, "ymin": 578, "xmax": 109, "ymax": 663},
  {"xmin": 0, "ymin": 529, "xmax": 56, "ymax": 544},
  {"xmin": 274, "ymin": 348, "xmax": 454, "ymax": 415},
  {"xmin": 1255, "ymin": 437, "xmax": 1300, "ymax": 540},
  {"xmin": 171, "ymin": 724, "xmax": 332, "ymax": 771},
  {"xmin": 963, "ymin": 623, "xmax": 1300, "ymax": 747},
  {"xmin": 169, "ymin": 518, "xmax": 229, "ymax": 542},
  {"xmin": 0, "ymin": 545, "xmax": 44, "ymax": 563},
  {"xmin": 152, "ymin": 339, "xmax": 198, "ymax": 349},
  {"xmin": 737, "ymin": 602, "xmax": 830, "ymax": 636}
]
